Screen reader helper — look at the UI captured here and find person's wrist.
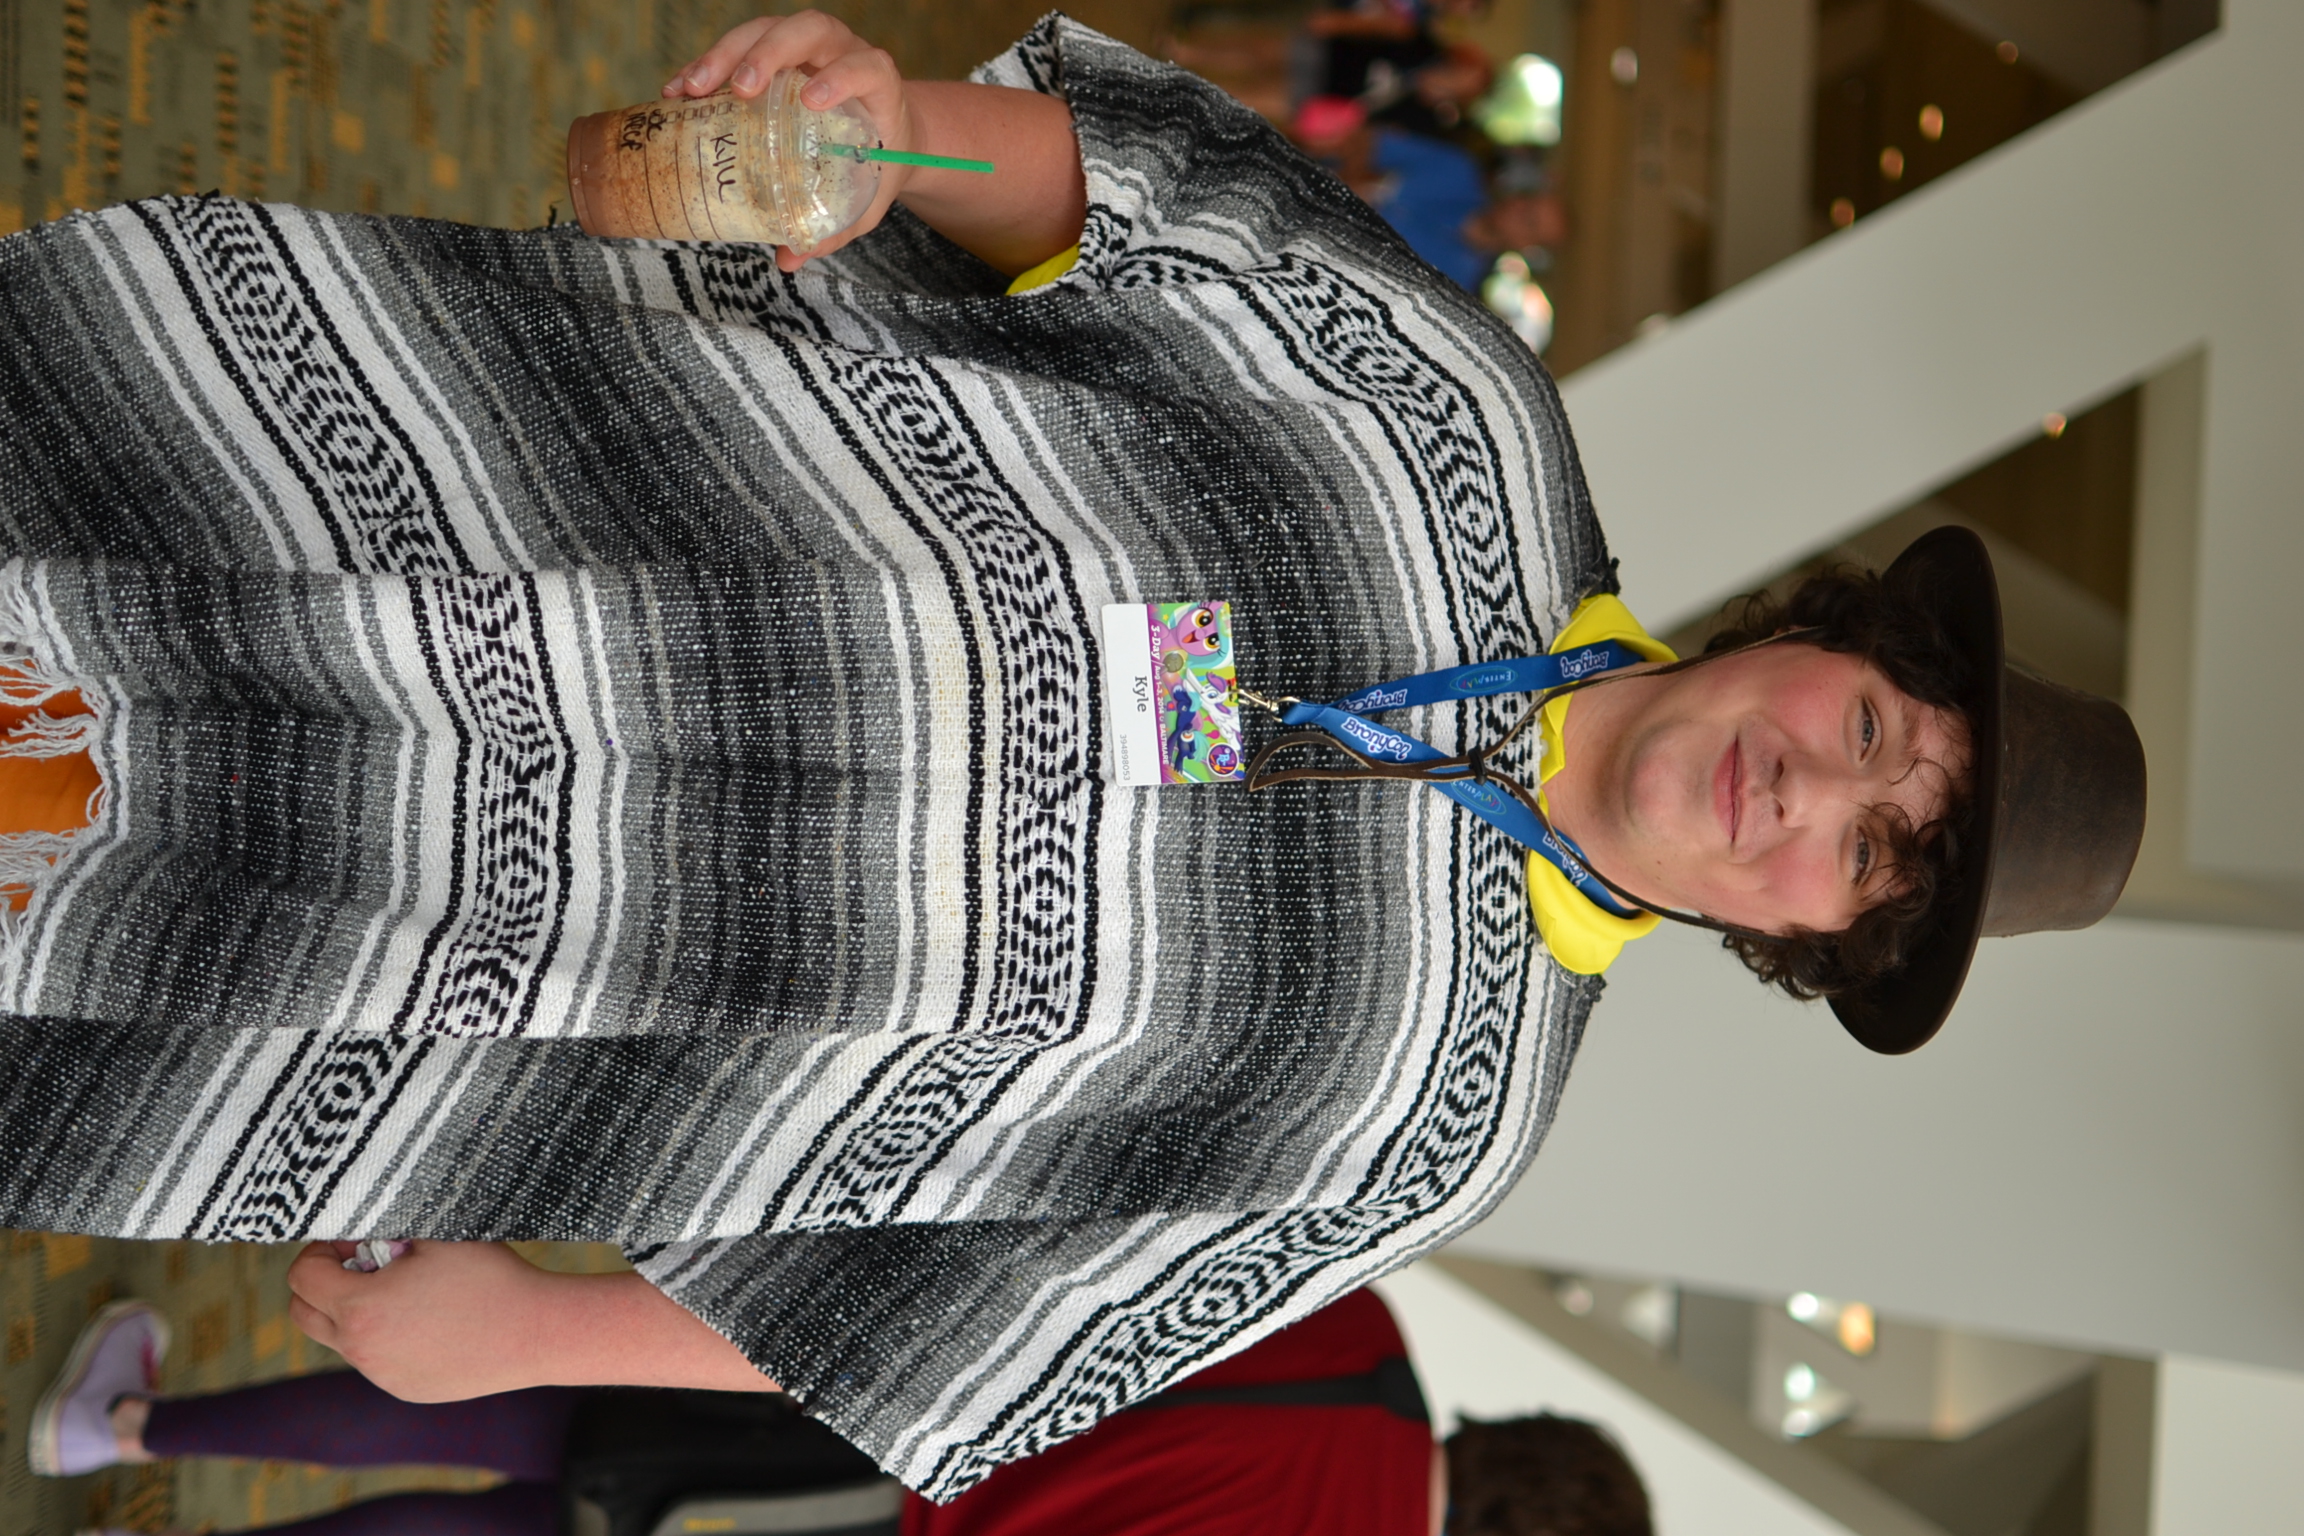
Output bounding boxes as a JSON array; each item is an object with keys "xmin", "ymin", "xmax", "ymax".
[
  {"xmin": 889, "ymin": 84, "xmax": 951, "ymax": 199},
  {"xmin": 516, "ymin": 1268, "xmax": 639, "ymax": 1388}
]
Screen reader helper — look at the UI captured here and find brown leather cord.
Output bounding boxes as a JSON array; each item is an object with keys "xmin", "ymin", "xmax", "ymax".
[
  {"xmin": 1245, "ymin": 731, "xmax": 1546, "ymax": 818},
  {"xmin": 1242, "ymin": 628, "xmax": 1829, "ymax": 949}
]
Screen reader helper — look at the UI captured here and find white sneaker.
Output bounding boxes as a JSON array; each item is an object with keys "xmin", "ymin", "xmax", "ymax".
[{"xmin": 28, "ymin": 1300, "xmax": 170, "ymax": 1477}]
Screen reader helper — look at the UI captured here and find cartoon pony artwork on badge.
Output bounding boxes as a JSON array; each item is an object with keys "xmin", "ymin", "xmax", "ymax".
[{"xmin": 1146, "ymin": 601, "xmax": 1245, "ymax": 783}]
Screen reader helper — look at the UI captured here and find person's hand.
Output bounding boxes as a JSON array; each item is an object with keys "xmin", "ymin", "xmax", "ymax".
[
  {"xmin": 658, "ymin": 12, "xmax": 1084, "ymax": 276},
  {"xmin": 663, "ymin": 11, "xmax": 915, "ymax": 272},
  {"xmin": 289, "ymin": 1239, "xmax": 787, "ymax": 1401},
  {"xmin": 287, "ymin": 1240, "xmax": 559, "ymax": 1402}
]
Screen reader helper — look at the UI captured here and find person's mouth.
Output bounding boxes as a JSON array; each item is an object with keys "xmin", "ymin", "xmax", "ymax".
[{"xmin": 1715, "ymin": 736, "xmax": 1741, "ymax": 851}]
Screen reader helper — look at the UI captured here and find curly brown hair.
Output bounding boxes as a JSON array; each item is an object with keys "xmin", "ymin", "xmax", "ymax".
[
  {"xmin": 1700, "ymin": 563, "xmax": 1978, "ymax": 1002},
  {"xmin": 1445, "ymin": 1413, "xmax": 1652, "ymax": 1536}
]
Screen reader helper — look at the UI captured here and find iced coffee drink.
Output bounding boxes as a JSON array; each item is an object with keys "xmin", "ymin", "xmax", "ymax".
[{"xmin": 566, "ymin": 69, "xmax": 882, "ymax": 248}]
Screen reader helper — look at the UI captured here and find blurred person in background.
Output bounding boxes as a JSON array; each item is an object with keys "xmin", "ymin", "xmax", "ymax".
[
  {"xmin": 1295, "ymin": 95, "xmax": 1562, "ymax": 292},
  {"xmin": 1168, "ymin": 0, "xmax": 1493, "ymax": 130},
  {"xmin": 42, "ymin": 1289, "xmax": 1651, "ymax": 1536}
]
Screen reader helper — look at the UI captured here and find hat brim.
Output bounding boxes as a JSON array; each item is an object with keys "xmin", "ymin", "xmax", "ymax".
[{"xmin": 1827, "ymin": 526, "xmax": 2004, "ymax": 1055}]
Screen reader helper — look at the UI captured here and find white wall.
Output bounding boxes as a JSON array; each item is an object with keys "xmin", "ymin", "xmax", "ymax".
[
  {"xmin": 1461, "ymin": 918, "xmax": 2304, "ymax": 1373},
  {"xmin": 1377, "ymin": 1262, "xmax": 1863, "ymax": 1536},
  {"xmin": 2154, "ymin": 1355, "xmax": 2304, "ymax": 1535}
]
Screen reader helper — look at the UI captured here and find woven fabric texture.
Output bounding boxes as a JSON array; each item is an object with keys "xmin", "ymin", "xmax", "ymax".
[{"xmin": 0, "ymin": 19, "xmax": 1612, "ymax": 1500}]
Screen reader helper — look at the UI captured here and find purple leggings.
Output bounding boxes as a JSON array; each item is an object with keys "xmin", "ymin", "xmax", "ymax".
[{"xmin": 143, "ymin": 1371, "xmax": 585, "ymax": 1536}]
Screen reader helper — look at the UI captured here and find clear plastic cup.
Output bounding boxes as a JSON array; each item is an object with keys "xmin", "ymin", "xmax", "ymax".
[{"xmin": 565, "ymin": 70, "xmax": 882, "ymax": 249}]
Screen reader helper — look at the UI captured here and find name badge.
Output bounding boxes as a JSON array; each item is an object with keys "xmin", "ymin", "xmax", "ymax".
[{"xmin": 1101, "ymin": 601, "xmax": 1246, "ymax": 786}]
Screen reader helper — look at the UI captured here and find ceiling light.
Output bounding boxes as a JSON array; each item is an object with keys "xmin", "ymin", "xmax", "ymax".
[
  {"xmin": 1474, "ymin": 55, "xmax": 1565, "ymax": 147},
  {"xmin": 1789, "ymin": 1292, "xmax": 1878, "ymax": 1356},
  {"xmin": 1780, "ymin": 1365, "xmax": 1856, "ymax": 1438}
]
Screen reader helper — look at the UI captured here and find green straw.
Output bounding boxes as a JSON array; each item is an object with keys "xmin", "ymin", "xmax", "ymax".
[{"xmin": 829, "ymin": 144, "xmax": 995, "ymax": 174}]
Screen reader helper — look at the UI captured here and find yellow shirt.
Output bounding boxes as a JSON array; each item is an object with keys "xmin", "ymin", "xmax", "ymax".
[
  {"xmin": 1005, "ymin": 246, "xmax": 1081, "ymax": 295},
  {"xmin": 1526, "ymin": 594, "xmax": 1677, "ymax": 975}
]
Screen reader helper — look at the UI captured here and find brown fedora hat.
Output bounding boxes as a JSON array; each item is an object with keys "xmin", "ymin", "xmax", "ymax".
[{"xmin": 1828, "ymin": 526, "xmax": 2148, "ymax": 1054}]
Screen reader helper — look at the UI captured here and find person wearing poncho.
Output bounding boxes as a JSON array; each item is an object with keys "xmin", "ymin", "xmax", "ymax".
[{"xmin": 0, "ymin": 11, "xmax": 2144, "ymax": 1504}]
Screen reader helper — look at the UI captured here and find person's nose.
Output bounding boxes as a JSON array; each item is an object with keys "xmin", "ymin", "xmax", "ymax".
[{"xmin": 1768, "ymin": 745, "xmax": 1859, "ymax": 833}]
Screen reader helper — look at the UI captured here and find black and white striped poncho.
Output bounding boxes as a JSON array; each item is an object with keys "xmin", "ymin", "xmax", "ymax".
[{"xmin": 0, "ymin": 18, "xmax": 1615, "ymax": 1499}]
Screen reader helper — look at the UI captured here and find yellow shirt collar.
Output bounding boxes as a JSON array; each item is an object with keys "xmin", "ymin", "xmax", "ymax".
[
  {"xmin": 1004, "ymin": 246, "xmax": 1081, "ymax": 295},
  {"xmin": 1526, "ymin": 594, "xmax": 1677, "ymax": 975}
]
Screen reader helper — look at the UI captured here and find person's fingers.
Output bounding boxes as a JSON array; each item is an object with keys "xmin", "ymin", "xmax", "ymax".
[
  {"xmin": 791, "ymin": 45, "xmax": 900, "ymax": 116},
  {"xmin": 674, "ymin": 11, "xmax": 859, "ymax": 100},
  {"xmin": 775, "ymin": 190, "xmax": 886, "ymax": 268},
  {"xmin": 287, "ymin": 1240, "xmax": 338, "ymax": 1286},
  {"xmin": 775, "ymin": 201, "xmax": 882, "ymax": 269},
  {"xmin": 284, "ymin": 1240, "xmax": 366, "ymax": 1315},
  {"xmin": 731, "ymin": 11, "xmax": 869, "ymax": 98},
  {"xmin": 664, "ymin": 15, "xmax": 780, "ymax": 97},
  {"xmin": 286, "ymin": 1291, "xmax": 340, "ymax": 1352}
]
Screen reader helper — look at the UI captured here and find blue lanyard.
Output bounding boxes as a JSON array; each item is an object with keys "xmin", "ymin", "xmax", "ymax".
[
  {"xmin": 1324, "ymin": 642, "xmax": 1641, "ymax": 715},
  {"xmin": 1278, "ymin": 642, "xmax": 1647, "ymax": 917}
]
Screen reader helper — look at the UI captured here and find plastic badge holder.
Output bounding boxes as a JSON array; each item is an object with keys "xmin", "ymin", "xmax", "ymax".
[
  {"xmin": 566, "ymin": 69, "xmax": 881, "ymax": 249},
  {"xmin": 1102, "ymin": 602, "xmax": 1247, "ymax": 786}
]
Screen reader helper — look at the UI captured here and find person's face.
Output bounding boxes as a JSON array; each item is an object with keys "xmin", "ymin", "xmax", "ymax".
[
  {"xmin": 1477, "ymin": 193, "xmax": 1565, "ymax": 252},
  {"xmin": 1415, "ymin": 59, "xmax": 1492, "ymax": 108},
  {"xmin": 1550, "ymin": 641, "xmax": 1969, "ymax": 935}
]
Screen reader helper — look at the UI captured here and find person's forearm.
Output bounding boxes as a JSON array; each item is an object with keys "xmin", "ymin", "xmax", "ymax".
[
  {"xmin": 526, "ymin": 1270, "xmax": 783, "ymax": 1393},
  {"xmin": 897, "ymin": 81, "xmax": 1086, "ymax": 277}
]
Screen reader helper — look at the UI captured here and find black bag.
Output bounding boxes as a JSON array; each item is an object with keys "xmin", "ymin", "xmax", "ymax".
[
  {"xmin": 559, "ymin": 1388, "xmax": 898, "ymax": 1536},
  {"xmin": 1120, "ymin": 1355, "xmax": 1429, "ymax": 1423}
]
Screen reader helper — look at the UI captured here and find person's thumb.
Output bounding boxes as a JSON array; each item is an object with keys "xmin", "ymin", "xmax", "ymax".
[{"xmin": 285, "ymin": 1241, "xmax": 362, "ymax": 1311}]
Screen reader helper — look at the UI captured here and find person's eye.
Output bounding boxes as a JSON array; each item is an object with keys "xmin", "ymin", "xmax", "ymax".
[
  {"xmin": 1859, "ymin": 699, "xmax": 1876, "ymax": 758},
  {"xmin": 1854, "ymin": 832, "xmax": 1873, "ymax": 886}
]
